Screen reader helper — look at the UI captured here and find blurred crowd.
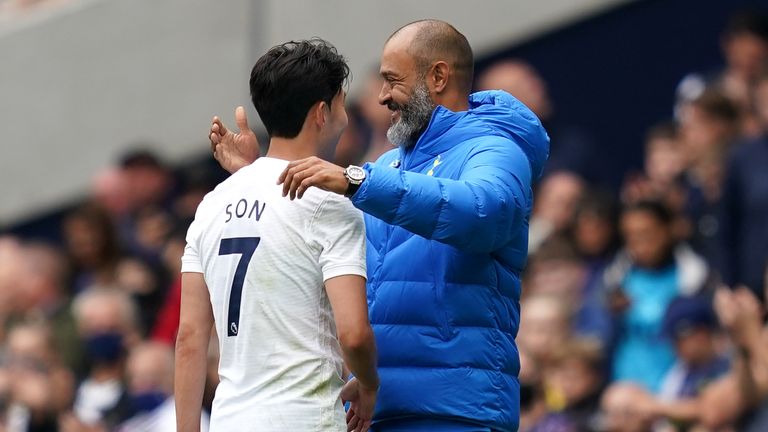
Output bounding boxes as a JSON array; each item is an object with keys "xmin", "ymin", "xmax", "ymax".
[{"xmin": 1, "ymin": 8, "xmax": 768, "ymax": 432}]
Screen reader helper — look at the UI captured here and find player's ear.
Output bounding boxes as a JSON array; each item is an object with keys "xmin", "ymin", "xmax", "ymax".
[
  {"xmin": 429, "ymin": 61, "xmax": 449, "ymax": 94},
  {"xmin": 313, "ymin": 101, "xmax": 328, "ymax": 129}
]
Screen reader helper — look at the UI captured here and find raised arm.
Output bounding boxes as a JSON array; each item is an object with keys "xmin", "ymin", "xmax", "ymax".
[
  {"xmin": 278, "ymin": 138, "xmax": 533, "ymax": 254},
  {"xmin": 352, "ymin": 137, "xmax": 532, "ymax": 254},
  {"xmin": 175, "ymin": 272, "xmax": 214, "ymax": 432},
  {"xmin": 209, "ymin": 106, "xmax": 260, "ymax": 174}
]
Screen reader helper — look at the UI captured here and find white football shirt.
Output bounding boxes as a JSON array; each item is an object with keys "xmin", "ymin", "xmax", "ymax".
[{"xmin": 181, "ymin": 157, "xmax": 366, "ymax": 431}]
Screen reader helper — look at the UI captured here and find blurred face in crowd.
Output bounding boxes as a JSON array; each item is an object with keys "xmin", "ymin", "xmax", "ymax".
[
  {"xmin": 621, "ymin": 209, "xmax": 673, "ymax": 269},
  {"xmin": 679, "ymin": 104, "xmax": 732, "ymax": 163},
  {"xmin": 753, "ymin": 77, "xmax": 768, "ymax": 129},
  {"xmin": 574, "ymin": 210, "xmax": 615, "ymax": 258},
  {"xmin": 127, "ymin": 343, "xmax": 173, "ymax": 395},
  {"xmin": 534, "ymin": 172, "xmax": 585, "ymax": 232},
  {"xmin": 477, "ymin": 60, "xmax": 552, "ymax": 120},
  {"xmin": 674, "ymin": 328, "xmax": 716, "ymax": 366},
  {"xmin": 360, "ymin": 73, "xmax": 393, "ymax": 132},
  {"xmin": 0, "ymin": 237, "xmax": 25, "ymax": 314},
  {"xmin": 525, "ymin": 256, "xmax": 586, "ymax": 302},
  {"xmin": 122, "ymin": 164, "xmax": 171, "ymax": 210},
  {"xmin": 548, "ymin": 357, "xmax": 601, "ymax": 407},
  {"xmin": 63, "ymin": 207, "xmax": 118, "ymax": 270},
  {"xmin": 75, "ymin": 290, "xmax": 136, "ymax": 367},
  {"xmin": 379, "ymin": 29, "xmax": 436, "ymax": 147},
  {"xmin": 645, "ymin": 136, "xmax": 685, "ymax": 187},
  {"xmin": 600, "ymin": 383, "xmax": 654, "ymax": 432},
  {"xmin": 6, "ymin": 325, "xmax": 53, "ymax": 372},
  {"xmin": 723, "ymin": 32, "xmax": 768, "ymax": 82},
  {"xmin": 91, "ymin": 168, "xmax": 131, "ymax": 217},
  {"xmin": 518, "ymin": 296, "xmax": 570, "ymax": 363}
]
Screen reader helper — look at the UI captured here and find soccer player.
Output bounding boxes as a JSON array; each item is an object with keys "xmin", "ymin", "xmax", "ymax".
[
  {"xmin": 210, "ymin": 20, "xmax": 549, "ymax": 431},
  {"xmin": 174, "ymin": 39, "xmax": 379, "ymax": 432}
]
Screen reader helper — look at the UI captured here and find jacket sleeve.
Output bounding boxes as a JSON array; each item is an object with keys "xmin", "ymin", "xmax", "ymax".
[{"xmin": 350, "ymin": 136, "xmax": 532, "ymax": 254}]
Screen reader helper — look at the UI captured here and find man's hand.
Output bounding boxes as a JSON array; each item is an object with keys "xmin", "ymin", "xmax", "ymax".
[
  {"xmin": 209, "ymin": 106, "xmax": 260, "ymax": 174},
  {"xmin": 277, "ymin": 156, "xmax": 348, "ymax": 200},
  {"xmin": 341, "ymin": 378, "xmax": 377, "ymax": 432},
  {"xmin": 715, "ymin": 286, "xmax": 764, "ymax": 349}
]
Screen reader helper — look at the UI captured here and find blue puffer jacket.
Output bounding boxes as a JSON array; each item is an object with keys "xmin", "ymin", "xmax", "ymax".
[{"xmin": 350, "ymin": 90, "xmax": 549, "ymax": 431}]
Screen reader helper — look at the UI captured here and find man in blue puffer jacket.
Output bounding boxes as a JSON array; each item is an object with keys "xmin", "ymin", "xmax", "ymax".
[{"xmin": 211, "ymin": 19, "xmax": 549, "ymax": 432}]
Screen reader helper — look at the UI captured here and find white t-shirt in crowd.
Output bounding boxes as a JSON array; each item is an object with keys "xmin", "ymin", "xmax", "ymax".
[{"xmin": 181, "ymin": 157, "xmax": 366, "ymax": 431}]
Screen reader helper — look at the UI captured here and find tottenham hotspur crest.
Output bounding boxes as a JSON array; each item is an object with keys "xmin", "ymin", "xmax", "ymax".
[{"xmin": 427, "ymin": 155, "xmax": 442, "ymax": 176}]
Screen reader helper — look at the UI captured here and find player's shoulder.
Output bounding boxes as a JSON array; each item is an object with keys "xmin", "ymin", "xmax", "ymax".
[{"xmin": 200, "ymin": 158, "xmax": 286, "ymax": 204}]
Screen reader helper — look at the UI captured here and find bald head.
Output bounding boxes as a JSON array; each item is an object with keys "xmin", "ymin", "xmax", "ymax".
[
  {"xmin": 387, "ymin": 19, "xmax": 474, "ymax": 94},
  {"xmin": 478, "ymin": 60, "xmax": 552, "ymax": 118}
]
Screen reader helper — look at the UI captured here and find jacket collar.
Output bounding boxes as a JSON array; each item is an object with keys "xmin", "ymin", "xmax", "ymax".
[{"xmin": 400, "ymin": 105, "xmax": 468, "ymax": 169}]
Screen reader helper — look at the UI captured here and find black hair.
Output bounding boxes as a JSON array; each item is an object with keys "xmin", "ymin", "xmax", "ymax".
[
  {"xmin": 120, "ymin": 149, "xmax": 165, "ymax": 170},
  {"xmin": 724, "ymin": 9, "xmax": 768, "ymax": 41},
  {"xmin": 249, "ymin": 38, "xmax": 349, "ymax": 138},
  {"xmin": 622, "ymin": 200, "xmax": 674, "ymax": 226},
  {"xmin": 645, "ymin": 121, "xmax": 679, "ymax": 145}
]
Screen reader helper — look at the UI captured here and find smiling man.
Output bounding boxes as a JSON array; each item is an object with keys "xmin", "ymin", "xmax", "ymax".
[{"xmin": 210, "ymin": 20, "xmax": 549, "ymax": 432}]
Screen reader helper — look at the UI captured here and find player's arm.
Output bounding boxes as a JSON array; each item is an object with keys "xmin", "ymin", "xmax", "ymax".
[
  {"xmin": 326, "ymin": 275, "xmax": 378, "ymax": 390},
  {"xmin": 175, "ymin": 272, "xmax": 214, "ymax": 432},
  {"xmin": 326, "ymin": 275, "xmax": 378, "ymax": 432},
  {"xmin": 209, "ymin": 106, "xmax": 260, "ymax": 174},
  {"xmin": 277, "ymin": 137, "xmax": 535, "ymax": 254}
]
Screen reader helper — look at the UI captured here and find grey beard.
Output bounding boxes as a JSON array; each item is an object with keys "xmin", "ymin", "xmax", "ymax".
[{"xmin": 386, "ymin": 82, "xmax": 435, "ymax": 148}]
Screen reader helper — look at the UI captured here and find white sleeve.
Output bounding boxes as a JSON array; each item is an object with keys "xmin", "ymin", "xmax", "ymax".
[
  {"xmin": 308, "ymin": 195, "xmax": 367, "ymax": 282},
  {"xmin": 180, "ymin": 219, "xmax": 204, "ymax": 274}
]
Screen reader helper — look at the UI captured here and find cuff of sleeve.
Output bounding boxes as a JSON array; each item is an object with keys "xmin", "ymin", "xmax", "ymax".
[
  {"xmin": 322, "ymin": 263, "xmax": 367, "ymax": 282},
  {"xmin": 181, "ymin": 258, "xmax": 203, "ymax": 274},
  {"xmin": 349, "ymin": 162, "xmax": 374, "ymax": 205}
]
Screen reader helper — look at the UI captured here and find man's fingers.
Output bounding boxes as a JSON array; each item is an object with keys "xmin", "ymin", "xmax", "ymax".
[
  {"xmin": 347, "ymin": 414, "xmax": 360, "ymax": 432},
  {"xmin": 358, "ymin": 420, "xmax": 371, "ymax": 432},
  {"xmin": 235, "ymin": 106, "xmax": 250, "ymax": 133},
  {"xmin": 212, "ymin": 116, "xmax": 229, "ymax": 136},
  {"xmin": 280, "ymin": 159, "xmax": 315, "ymax": 197},
  {"xmin": 345, "ymin": 406, "xmax": 354, "ymax": 423}
]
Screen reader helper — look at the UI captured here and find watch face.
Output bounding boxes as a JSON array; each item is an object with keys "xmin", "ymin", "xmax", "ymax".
[{"xmin": 347, "ymin": 166, "xmax": 366, "ymax": 181}]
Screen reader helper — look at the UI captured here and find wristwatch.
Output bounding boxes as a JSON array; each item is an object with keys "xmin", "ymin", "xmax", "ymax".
[{"xmin": 343, "ymin": 165, "xmax": 366, "ymax": 197}]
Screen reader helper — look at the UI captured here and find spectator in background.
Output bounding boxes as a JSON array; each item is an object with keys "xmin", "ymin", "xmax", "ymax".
[
  {"xmin": 517, "ymin": 295, "xmax": 572, "ymax": 368},
  {"xmin": 676, "ymin": 9, "xmax": 768, "ymax": 137},
  {"xmin": 17, "ymin": 242, "xmax": 83, "ymax": 372},
  {"xmin": 528, "ymin": 171, "xmax": 585, "ymax": 254},
  {"xmin": 150, "ymin": 227, "xmax": 187, "ymax": 346},
  {"xmin": 62, "ymin": 205, "xmax": 121, "ymax": 293},
  {"xmin": 91, "ymin": 167, "xmax": 132, "ymax": 220},
  {"xmin": 69, "ymin": 288, "xmax": 139, "ymax": 430},
  {"xmin": 599, "ymin": 383, "xmax": 657, "ymax": 432},
  {"xmin": 117, "ymin": 342, "xmax": 208, "ymax": 432},
  {"xmin": 523, "ymin": 235, "xmax": 586, "ymax": 303},
  {"xmin": 658, "ymin": 296, "xmax": 729, "ymax": 400},
  {"xmin": 606, "ymin": 200, "xmax": 713, "ymax": 393},
  {"xmin": 635, "ymin": 296, "xmax": 730, "ymax": 430},
  {"xmin": 477, "ymin": 59, "xmax": 597, "ymax": 182},
  {"xmin": 570, "ymin": 191, "xmax": 619, "ymax": 347},
  {"xmin": 622, "ymin": 122, "xmax": 686, "ymax": 213},
  {"xmin": 678, "ymin": 89, "xmax": 740, "ymax": 268},
  {"xmin": 119, "ymin": 150, "xmax": 173, "ymax": 213},
  {"xmin": 3, "ymin": 322, "xmax": 74, "ymax": 432},
  {"xmin": 544, "ymin": 338, "xmax": 605, "ymax": 430},
  {"xmin": 117, "ymin": 150, "xmax": 175, "ymax": 267},
  {"xmin": 711, "ymin": 285, "xmax": 768, "ymax": 431},
  {"xmin": 518, "ymin": 348, "xmax": 576, "ymax": 432},
  {"xmin": 334, "ymin": 71, "xmax": 394, "ymax": 166},
  {"xmin": 719, "ymin": 72, "xmax": 768, "ymax": 299}
]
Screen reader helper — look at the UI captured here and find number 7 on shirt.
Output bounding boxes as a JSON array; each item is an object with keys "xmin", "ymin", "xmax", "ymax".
[{"xmin": 218, "ymin": 237, "xmax": 260, "ymax": 337}]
